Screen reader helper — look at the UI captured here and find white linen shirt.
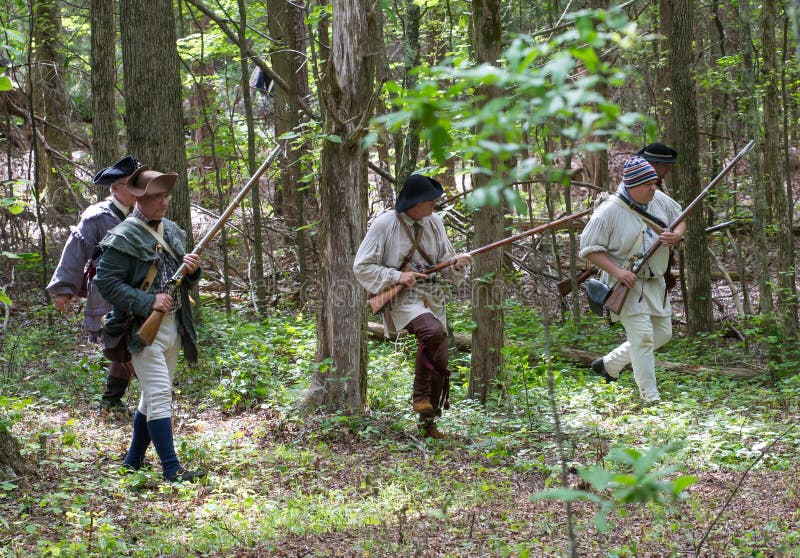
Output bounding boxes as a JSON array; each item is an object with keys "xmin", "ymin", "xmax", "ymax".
[
  {"xmin": 579, "ymin": 186, "xmax": 682, "ymax": 319},
  {"xmin": 353, "ymin": 210, "xmax": 466, "ymax": 336}
]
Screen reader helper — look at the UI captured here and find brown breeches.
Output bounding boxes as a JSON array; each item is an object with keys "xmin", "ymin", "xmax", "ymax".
[
  {"xmin": 109, "ymin": 360, "xmax": 135, "ymax": 381},
  {"xmin": 405, "ymin": 313, "xmax": 450, "ymax": 412}
]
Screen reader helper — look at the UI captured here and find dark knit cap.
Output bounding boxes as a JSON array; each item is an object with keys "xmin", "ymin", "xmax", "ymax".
[
  {"xmin": 395, "ymin": 174, "xmax": 444, "ymax": 213},
  {"xmin": 636, "ymin": 143, "xmax": 677, "ymax": 163},
  {"xmin": 92, "ymin": 155, "xmax": 141, "ymax": 185},
  {"xmin": 622, "ymin": 156, "xmax": 658, "ymax": 188}
]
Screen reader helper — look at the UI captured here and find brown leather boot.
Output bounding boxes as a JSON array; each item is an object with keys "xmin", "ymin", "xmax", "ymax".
[
  {"xmin": 412, "ymin": 399, "xmax": 435, "ymax": 417},
  {"xmin": 422, "ymin": 423, "xmax": 446, "ymax": 439}
]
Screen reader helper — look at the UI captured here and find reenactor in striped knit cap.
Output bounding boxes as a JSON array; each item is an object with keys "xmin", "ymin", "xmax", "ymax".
[{"xmin": 578, "ymin": 156, "xmax": 687, "ymax": 405}]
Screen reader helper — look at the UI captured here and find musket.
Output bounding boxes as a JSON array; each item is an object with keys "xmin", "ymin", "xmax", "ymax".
[
  {"xmin": 557, "ymin": 267, "xmax": 596, "ymax": 297},
  {"xmin": 558, "ymin": 220, "xmax": 740, "ymax": 297},
  {"xmin": 369, "ymin": 207, "xmax": 593, "ymax": 315},
  {"xmin": 138, "ymin": 144, "xmax": 282, "ymax": 345},
  {"xmin": 603, "ymin": 140, "xmax": 754, "ymax": 315}
]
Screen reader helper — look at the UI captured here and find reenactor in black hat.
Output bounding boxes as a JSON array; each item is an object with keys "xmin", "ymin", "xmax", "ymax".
[
  {"xmin": 353, "ymin": 174, "xmax": 472, "ymax": 439},
  {"xmin": 637, "ymin": 142, "xmax": 677, "ymax": 193},
  {"xmin": 47, "ymin": 155, "xmax": 140, "ymax": 418}
]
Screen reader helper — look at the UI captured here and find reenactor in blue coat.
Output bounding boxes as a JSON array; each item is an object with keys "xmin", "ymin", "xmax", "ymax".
[{"xmin": 47, "ymin": 155, "xmax": 140, "ymax": 417}]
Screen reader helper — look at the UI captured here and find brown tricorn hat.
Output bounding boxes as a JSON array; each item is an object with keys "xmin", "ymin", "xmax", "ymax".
[{"xmin": 125, "ymin": 166, "xmax": 178, "ymax": 197}]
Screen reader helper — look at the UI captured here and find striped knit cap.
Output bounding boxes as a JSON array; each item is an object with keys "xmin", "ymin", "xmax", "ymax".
[{"xmin": 622, "ymin": 156, "xmax": 658, "ymax": 188}]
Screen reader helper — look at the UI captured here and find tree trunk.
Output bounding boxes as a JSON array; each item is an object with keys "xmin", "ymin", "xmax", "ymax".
[
  {"xmin": 120, "ymin": 0, "xmax": 191, "ymax": 242},
  {"xmin": 305, "ymin": 0, "xmax": 376, "ymax": 413},
  {"xmin": 780, "ymin": 16, "xmax": 798, "ymax": 335},
  {"xmin": 31, "ymin": 0, "xmax": 72, "ymax": 213},
  {"xmin": 268, "ymin": 0, "xmax": 313, "ymax": 302},
  {"xmin": 267, "ymin": 0, "xmax": 294, "ymax": 221},
  {"xmin": 236, "ymin": 0, "xmax": 268, "ymax": 312},
  {"xmin": 468, "ymin": 0, "xmax": 504, "ymax": 404},
  {"xmin": 762, "ymin": 0, "xmax": 797, "ymax": 338},
  {"xmin": 669, "ymin": 0, "xmax": 713, "ymax": 333},
  {"xmin": 395, "ymin": 0, "xmax": 421, "ymax": 189},
  {"xmin": 0, "ymin": 427, "xmax": 33, "ymax": 478},
  {"xmin": 739, "ymin": 0, "xmax": 773, "ymax": 316},
  {"xmin": 658, "ymin": 0, "xmax": 675, "ymax": 145},
  {"xmin": 89, "ymin": 0, "xmax": 119, "ymax": 201}
]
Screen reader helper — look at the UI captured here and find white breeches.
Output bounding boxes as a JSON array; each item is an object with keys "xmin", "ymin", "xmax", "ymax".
[
  {"xmin": 131, "ymin": 313, "xmax": 180, "ymax": 421},
  {"xmin": 602, "ymin": 313, "xmax": 672, "ymax": 402}
]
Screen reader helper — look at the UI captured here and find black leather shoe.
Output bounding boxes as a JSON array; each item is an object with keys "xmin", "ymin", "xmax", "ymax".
[
  {"xmin": 591, "ymin": 357, "xmax": 618, "ymax": 383},
  {"xmin": 167, "ymin": 467, "xmax": 207, "ymax": 483}
]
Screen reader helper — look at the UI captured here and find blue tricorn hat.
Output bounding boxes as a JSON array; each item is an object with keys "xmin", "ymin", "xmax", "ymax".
[
  {"xmin": 636, "ymin": 143, "xmax": 677, "ymax": 164},
  {"xmin": 92, "ymin": 154, "xmax": 141, "ymax": 185},
  {"xmin": 395, "ymin": 174, "xmax": 444, "ymax": 213}
]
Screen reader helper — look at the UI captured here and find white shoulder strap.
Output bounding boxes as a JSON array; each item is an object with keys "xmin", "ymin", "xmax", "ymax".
[
  {"xmin": 608, "ymin": 195, "xmax": 664, "ymax": 234},
  {"xmin": 129, "ymin": 216, "xmax": 179, "ymax": 260}
]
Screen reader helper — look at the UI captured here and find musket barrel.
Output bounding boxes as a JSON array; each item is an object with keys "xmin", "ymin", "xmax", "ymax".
[
  {"xmin": 368, "ymin": 206, "xmax": 593, "ymax": 315},
  {"xmin": 138, "ymin": 144, "xmax": 283, "ymax": 345},
  {"xmin": 169, "ymin": 144, "xmax": 283, "ymax": 282},
  {"xmin": 602, "ymin": 140, "xmax": 754, "ymax": 314}
]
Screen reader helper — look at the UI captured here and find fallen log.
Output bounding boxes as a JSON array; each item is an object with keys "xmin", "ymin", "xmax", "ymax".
[{"xmin": 366, "ymin": 322, "xmax": 760, "ymax": 379}]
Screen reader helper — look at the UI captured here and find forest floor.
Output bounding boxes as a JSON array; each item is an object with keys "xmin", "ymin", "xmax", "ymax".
[{"xmin": 1, "ymin": 299, "xmax": 800, "ymax": 557}]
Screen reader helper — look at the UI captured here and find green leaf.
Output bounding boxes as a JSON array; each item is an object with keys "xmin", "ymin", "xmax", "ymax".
[
  {"xmin": 579, "ymin": 466, "xmax": 615, "ymax": 490},
  {"xmin": 0, "ymin": 76, "xmax": 12, "ymax": 92},
  {"xmin": 671, "ymin": 475, "xmax": 698, "ymax": 495},
  {"xmin": 325, "ymin": 134, "xmax": 342, "ymax": 144},
  {"xmin": 0, "ymin": 289, "xmax": 11, "ymax": 306}
]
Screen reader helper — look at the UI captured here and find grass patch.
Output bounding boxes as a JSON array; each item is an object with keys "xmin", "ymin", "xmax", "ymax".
[{"xmin": 1, "ymin": 301, "xmax": 799, "ymax": 556}]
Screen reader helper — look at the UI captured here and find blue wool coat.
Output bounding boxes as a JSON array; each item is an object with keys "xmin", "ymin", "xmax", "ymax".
[
  {"xmin": 46, "ymin": 199, "xmax": 126, "ymax": 336},
  {"xmin": 94, "ymin": 218, "xmax": 201, "ymax": 363}
]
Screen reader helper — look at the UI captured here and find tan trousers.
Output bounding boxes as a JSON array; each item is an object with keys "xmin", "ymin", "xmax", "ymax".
[{"xmin": 602, "ymin": 313, "xmax": 672, "ymax": 402}]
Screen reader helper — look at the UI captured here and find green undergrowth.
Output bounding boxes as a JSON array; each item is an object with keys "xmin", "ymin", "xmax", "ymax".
[{"xmin": 1, "ymin": 301, "xmax": 799, "ymax": 556}]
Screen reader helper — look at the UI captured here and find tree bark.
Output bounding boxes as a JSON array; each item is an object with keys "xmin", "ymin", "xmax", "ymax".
[
  {"xmin": 306, "ymin": 0, "xmax": 376, "ymax": 413},
  {"xmin": 739, "ymin": 0, "xmax": 773, "ymax": 316},
  {"xmin": 468, "ymin": 0, "xmax": 504, "ymax": 404},
  {"xmin": 669, "ymin": 0, "xmax": 713, "ymax": 333},
  {"xmin": 268, "ymin": 0, "xmax": 313, "ymax": 302},
  {"xmin": 31, "ymin": 0, "xmax": 72, "ymax": 213},
  {"xmin": 762, "ymin": 0, "xmax": 797, "ymax": 338},
  {"xmin": 395, "ymin": 0, "xmax": 421, "ymax": 189},
  {"xmin": 236, "ymin": 0, "xmax": 268, "ymax": 313},
  {"xmin": 0, "ymin": 427, "xmax": 33, "ymax": 478},
  {"xmin": 120, "ymin": 0, "xmax": 191, "ymax": 242},
  {"xmin": 89, "ymin": 0, "xmax": 119, "ymax": 201}
]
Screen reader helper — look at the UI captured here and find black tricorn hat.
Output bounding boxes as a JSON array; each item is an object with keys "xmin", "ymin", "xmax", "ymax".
[
  {"xmin": 395, "ymin": 174, "xmax": 444, "ymax": 213},
  {"xmin": 636, "ymin": 143, "xmax": 678, "ymax": 163},
  {"xmin": 92, "ymin": 155, "xmax": 141, "ymax": 185}
]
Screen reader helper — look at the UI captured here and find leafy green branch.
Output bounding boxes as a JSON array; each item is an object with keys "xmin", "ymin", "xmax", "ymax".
[
  {"xmin": 369, "ymin": 7, "xmax": 656, "ymax": 212},
  {"xmin": 532, "ymin": 443, "xmax": 698, "ymax": 533}
]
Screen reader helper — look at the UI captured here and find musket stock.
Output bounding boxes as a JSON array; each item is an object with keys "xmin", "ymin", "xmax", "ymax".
[
  {"xmin": 368, "ymin": 207, "xmax": 592, "ymax": 315},
  {"xmin": 369, "ymin": 283, "xmax": 405, "ymax": 315},
  {"xmin": 557, "ymin": 267, "xmax": 596, "ymax": 297},
  {"xmin": 136, "ymin": 144, "xmax": 282, "ymax": 345},
  {"xmin": 138, "ymin": 309, "xmax": 165, "ymax": 346},
  {"xmin": 602, "ymin": 140, "xmax": 754, "ymax": 315}
]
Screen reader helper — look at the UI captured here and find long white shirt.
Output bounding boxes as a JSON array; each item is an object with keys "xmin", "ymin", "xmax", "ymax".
[
  {"xmin": 353, "ymin": 210, "xmax": 466, "ymax": 335},
  {"xmin": 579, "ymin": 187, "xmax": 681, "ymax": 318}
]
